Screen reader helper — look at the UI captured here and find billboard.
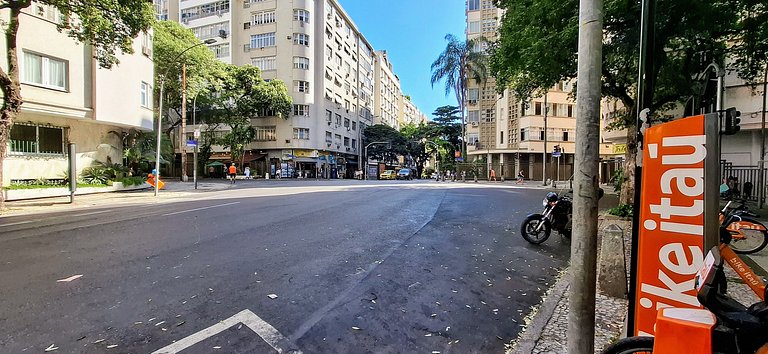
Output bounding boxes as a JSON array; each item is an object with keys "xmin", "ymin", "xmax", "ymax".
[{"xmin": 631, "ymin": 115, "xmax": 707, "ymax": 336}]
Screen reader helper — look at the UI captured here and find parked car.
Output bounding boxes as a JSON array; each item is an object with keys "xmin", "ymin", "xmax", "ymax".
[
  {"xmin": 397, "ymin": 168, "xmax": 413, "ymax": 180},
  {"xmin": 379, "ymin": 170, "xmax": 396, "ymax": 180}
]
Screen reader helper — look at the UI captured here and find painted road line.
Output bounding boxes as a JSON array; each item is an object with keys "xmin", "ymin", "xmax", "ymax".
[
  {"xmin": 0, "ymin": 220, "xmax": 33, "ymax": 227},
  {"xmin": 56, "ymin": 274, "xmax": 83, "ymax": 282},
  {"xmin": 69, "ymin": 210, "xmax": 112, "ymax": 217},
  {"xmin": 162, "ymin": 202, "xmax": 240, "ymax": 216},
  {"xmin": 152, "ymin": 309, "xmax": 301, "ymax": 354}
]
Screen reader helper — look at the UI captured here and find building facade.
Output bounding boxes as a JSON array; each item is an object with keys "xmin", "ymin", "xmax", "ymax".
[
  {"xmin": 1, "ymin": 3, "xmax": 154, "ymax": 185},
  {"xmin": 164, "ymin": 0, "xmax": 424, "ymax": 179},
  {"xmin": 465, "ymin": 0, "xmax": 614, "ymax": 181}
]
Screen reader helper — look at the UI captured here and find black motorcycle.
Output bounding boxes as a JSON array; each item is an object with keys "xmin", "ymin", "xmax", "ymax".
[
  {"xmin": 521, "ymin": 191, "xmax": 572, "ymax": 244},
  {"xmin": 520, "ymin": 189, "xmax": 603, "ymax": 244}
]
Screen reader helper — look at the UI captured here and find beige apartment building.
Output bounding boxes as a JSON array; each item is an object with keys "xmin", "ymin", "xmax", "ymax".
[
  {"xmin": 465, "ymin": 0, "xmax": 614, "ymax": 181},
  {"xmin": 1, "ymin": 3, "xmax": 154, "ymax": 185},
  {"xmin": 160, "ymin": 0, "xmax": 426, "ymax": 178}
]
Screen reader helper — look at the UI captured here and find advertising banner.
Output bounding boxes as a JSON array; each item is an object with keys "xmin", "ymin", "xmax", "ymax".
[{"xmin": 632, "ymin": 114, "xmax": 706, "ymax": 336}]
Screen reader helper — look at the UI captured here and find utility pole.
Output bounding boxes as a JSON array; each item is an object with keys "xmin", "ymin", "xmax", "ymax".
[
  {"xmin": 180, "ymin": 63, "xmax": 188, "ymax": 182},
  {"xmin": 568, "ymin": 0, "xmax": 603, "ymax": 352},
  {"xmin": 760, "ymin": 66, "xmax": 767, "ymax": 208},
  {"xmin": 542, "ymin": 93, "xmax": 548, "ymax": 185}
]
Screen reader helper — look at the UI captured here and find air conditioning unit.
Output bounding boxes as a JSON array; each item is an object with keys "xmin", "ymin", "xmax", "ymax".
[
  {"xmin": 243, "ymin": 22, "xmax": 251, "ymax": 29},
  {"xmin": 470, "ymin": 122, "xmax": 478, "ymax": 127},
  {"xmin": 468, "ymin": 100, "xmax": 478, "ymax": 105},
  {"xmin": 346, "ymin": 147, "xmax": 350, "ymax": 151},
  {"xmin": 243, "ymin": 1, "xmax": 250, "ymax": 8},
  {"xmin": 327, "ymin": 121, "xmax": 332, "ymax": 125},
  {"xmin": 327, "ymin": 13, "xmax": 332, "ymax": 19},
  {"xmin": 181, "ymin": 18, "xmax": 189, "ymax": 24},
  {"xmin": 216, "ymin": 10, "xmax": 222, "ymax": 16},
  {"xmin": 346, "ymin": 127, "xmax": 351, "ymax": 131}
]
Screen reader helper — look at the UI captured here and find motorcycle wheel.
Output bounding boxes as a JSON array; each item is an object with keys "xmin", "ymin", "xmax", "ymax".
[
  {"xmin": 521, "ymin": 215, "xmax": 551, "ymax": 244},
  {"xmin": 601, "ymin": 336, "xmax": 654, "ymax": 354}
]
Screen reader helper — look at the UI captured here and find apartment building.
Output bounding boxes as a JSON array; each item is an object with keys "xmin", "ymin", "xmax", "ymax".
[
  {"xmin": 400, "ymin": 95, "xmax": 427, "ymax": 127},
  {"xmin": 1, "ymin": 3, "xmax": 154, "ymax": 185},
  {"xmin": 164, "ymin": 0, "xmax": 426, "ymax": 178},
  {"xmin": 465, "ymin": 0, "xmax": 613, "ymax": 181}
]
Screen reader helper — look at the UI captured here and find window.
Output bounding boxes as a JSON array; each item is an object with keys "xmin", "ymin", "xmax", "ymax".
[
  {"xmin": 467, "ymin": 110, "xmax": 480, "ymax": 123},
  {"xmin": 325, "ymin": 131, "xmax": 333, "ymax": 143},
  {"xmin": 293, "ymin": 128, "xmax": 310, "ymax": 140},
  {"xmin": 467, "ymin": 133, "xmax": 480, "ymax": 145},
  {"xmin": 181, "ymin": 0, "xmax": 230, "ymax": 21},
  {"xmin": 539, "ymin": 130, "xmax": 545, "ymax": 141},
  {"xmin": 252, "ymin": 11, "xmax": 276, "ymax": 25},
  {"xmin": 467, "ymin": 88, "xmax": 479, "ymax": 102},
  {"xmin": 344, "ymin": 137, "xmax": 350, "ymax": 147},
  {"xmin": 325, "ymin": 110, "xmax": 333, "ymax": 122},
  {"xmin": 563, "ymin": 130, "xmax": 570, "ymax": 141},
  {"xmin": 212, "ymin": 44, "xmax": 229, "ymax": 58},
  {"xmin": 295, "ymin": 80, "xmax": 309, "ymax": 93},
  {"xmin": 140, "ymin": 82, "xmax": 151, "ymax": 108},
  {"xmin": 534, "ymin": 102, "xmax": 542, "ymax": 115},
  {"xmin": 335, "ymin": 114, "xmax": 341, "ymax": 125},
  {"xmin": 293, "ymin": 56, "xmax": 310, "ymax": 70},
  {"xmin": 250, "ymin": 32, "xmax": 275, "ymax": 48},
  {"xmin": 520, "ymin": 128, "xmax": 528, "ymax": 141},
  {"xmin": 552, "ymin": 103, "xmax": 559, "ymax": 117},
  {"xmin": 344, "ymin": 118, "xmax": 350, "ymax": 128},
  {"xmin": 9, "ymin": 123, "xmax": 65, "ymax": 155},
  {"xmin": 252, "ymin": 56, "xmax": 276, "ymax": 71},
  {"xmin": 325, "ymin": 45, "xmax": 333, "ymax": 60},
  {"xmin": 254, "ymin": 126, "xmax": 276, "ymax": 141},
  {"xmin": 352, "ymin": 121, "xmax": 357, "ymax": 131},
  {"xmin": 141, "ymin": 31, "xmax": 153, "ymax": 57},
  {"xmin": 334, "ymin": 54, "xmax": 342, "ymax": 68},
  {"xmin": 294, "ymin": 9, "xmax": 310, "ymax": 23},
  {"xmin": 334, "ymin": 134, "xmax": 342, "ymax": 145},
  {"xmin": 293, "ymin": 104, "xmax": 309, "ymax": 116},
  {"xmin": 567, "ymin": 104, "xmax": 574, "ymax": 117},
  {"xmin": 468, "ymin": 21, "xmax": 480, "ymax": 34},
  {"xmin": 351, "ymin": 138, "xmax": 357, "ymax": 149},
  {"xmin": 468, "ymin": 0, "xmax": 480, "ymax": 11},
  {"xmin": 191, "ymin": 22, "xmax": 227, "ymax": 40},
  {"xmin": 22, "ymin": 51, "xmax": 67, "ymax": 90},
  {"xmin": 500, "ymin": 131, "xmax": 504, "ymax": 145},
  {"xmin": 294, "ymin": 33, "xmax": 310, "ymax": 46}
]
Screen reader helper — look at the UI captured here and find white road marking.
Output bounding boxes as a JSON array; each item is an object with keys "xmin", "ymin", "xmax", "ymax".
[
  {"xmin": 70, "ymin": 210, "xmax": 112, "ymax": 217},
  {"xmin": 56, "ymin": 274, "xmax": 83, "ymax": 282},
  {"xmin": 152, "ymin": 309, "xmax": 301, "ymax": 354},
  {"xmin": 162, "ymin": 202, "xmax": 240, "ymax": 216},
  {"xmin": 0, "ymin": 220, "xmax": 33, "ymax": 227}
]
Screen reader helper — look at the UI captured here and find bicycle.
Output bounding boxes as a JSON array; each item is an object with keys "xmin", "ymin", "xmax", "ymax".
[
  {"xmin": 602, "ymin": 226, "xmax": 768, "ymax": 354},
  {"xmin": 720, "ymin": 199, "xmax": 768, "ymax": 254}
]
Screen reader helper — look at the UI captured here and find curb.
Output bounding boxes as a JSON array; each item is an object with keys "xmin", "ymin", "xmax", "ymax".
[{"xmin": 511, "ymin": 268, "xmax": 570, "ymax": 354}]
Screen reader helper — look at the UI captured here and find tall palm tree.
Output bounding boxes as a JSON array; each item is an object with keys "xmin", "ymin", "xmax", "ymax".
[{"xmin": 430, "ymin": 34, "xmax": 488, "ymax": 160}]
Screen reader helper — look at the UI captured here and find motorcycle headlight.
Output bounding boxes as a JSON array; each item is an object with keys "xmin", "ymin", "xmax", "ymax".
[{"xmin": 542, "ymin": 199, "xmax": 548, "ymax": 207}]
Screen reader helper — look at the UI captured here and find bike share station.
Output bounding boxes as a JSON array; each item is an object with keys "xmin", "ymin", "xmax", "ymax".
[{"xmin": 615, "ymin": 108, "xmax": 768, "ymax": 353}]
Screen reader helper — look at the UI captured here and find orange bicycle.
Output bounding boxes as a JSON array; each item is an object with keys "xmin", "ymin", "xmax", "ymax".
[{"xmin": 720, "ymin": 199, "xmax": 768, "ymax": 254}]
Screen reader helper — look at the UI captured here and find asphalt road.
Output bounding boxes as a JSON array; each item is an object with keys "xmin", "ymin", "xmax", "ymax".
[{"xmin": 0, "ymin": 181, "xmax": 581, "ymax": 353}]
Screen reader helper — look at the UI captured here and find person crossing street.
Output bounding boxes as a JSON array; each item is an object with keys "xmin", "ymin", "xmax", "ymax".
[{"xmin": 228, "ymin": 163, "xmax": 237, "ymax": 184}]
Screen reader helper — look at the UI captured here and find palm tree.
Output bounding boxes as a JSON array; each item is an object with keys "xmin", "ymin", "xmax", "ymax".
[{"xmin": 430, "ymin": 34, "xmax": 488, "ymax": 160}]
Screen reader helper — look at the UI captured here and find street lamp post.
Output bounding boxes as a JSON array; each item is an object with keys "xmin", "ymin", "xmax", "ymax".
[
  {"xmin": 154, "ymin": 38, "xmax": 218, "ymax": 197},
  {"xmin": 364, "ymin": 141, "xmax": 390, "ymax": 180}
]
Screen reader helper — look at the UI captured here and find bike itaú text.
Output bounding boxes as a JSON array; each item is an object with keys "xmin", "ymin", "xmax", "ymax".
[{"xmin": 602, "ymin": 226, "xmax": 768, "ymax": 354}]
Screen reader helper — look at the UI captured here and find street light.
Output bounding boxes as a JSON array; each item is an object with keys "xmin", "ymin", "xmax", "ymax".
[
  {"xmin": 154, "ymin": 38, "xmax": 217, "ymax": 197},
  {"xmin": 364, "ymin": 141, "xmax": 390, "ymax": 180}
]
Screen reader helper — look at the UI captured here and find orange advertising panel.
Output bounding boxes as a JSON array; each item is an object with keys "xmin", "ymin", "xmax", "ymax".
[{"xmin": 633, "ymin": 115, "xmax": 706, "ymax": 336}]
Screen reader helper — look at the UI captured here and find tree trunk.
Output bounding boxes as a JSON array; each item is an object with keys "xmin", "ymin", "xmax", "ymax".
[
  {"xmin": 620, "ymin": 122, "xmax": 638, "ymax": 205},
  {"xmin": 0, "ymin": 5, "xmax": 26, "ymax": 211}
]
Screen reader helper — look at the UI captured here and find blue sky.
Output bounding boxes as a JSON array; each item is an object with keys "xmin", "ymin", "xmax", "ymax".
[{"xmin": 336, "ymin": 0, "xmax": 466, "ymax": 120}]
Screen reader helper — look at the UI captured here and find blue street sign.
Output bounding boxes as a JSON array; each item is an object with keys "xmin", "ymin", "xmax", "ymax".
[
  {"xmin": 552, "ymin": 152, "xmax": 561, "ymax": 158},
  {"xmin": 186, "ymin": 140, "xmax": 198, "ymax": 147}
]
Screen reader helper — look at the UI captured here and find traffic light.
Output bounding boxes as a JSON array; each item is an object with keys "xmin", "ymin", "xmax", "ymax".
[
  {"xmin": 553, "ymin": 145, "xmax": 561, "ymax": 154},
  {"xmin": 722, "ymin": 107, "xmax": 741, "ymax": 135}
]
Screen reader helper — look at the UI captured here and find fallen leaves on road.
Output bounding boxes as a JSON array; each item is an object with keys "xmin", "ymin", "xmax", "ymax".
[
  {"xmin": 56, "ymin": 274, "xmax": 83, "ymax": 282},
  {"xmin": 44, "ymin": 344, "xmax": 58, "ymax": 352},
  {"xmin": 351, "ymin": 326, "xmax": 361, "ymax": 330},
  {"xmin": 267, "ymin": 294, "xmax": 278, "ymax": 299},
  {"xmin": 107, "ymin": 344, "xmax": 118, "ymax": 349},
  {"xmin": 91, "ymin": 339, "xmax": 105, "ymax": 344}
]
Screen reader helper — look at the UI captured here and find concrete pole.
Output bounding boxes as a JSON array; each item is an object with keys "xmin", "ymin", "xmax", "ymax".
[
  {"xmin": 568, "ymin": 0, "xmax": 603, "ymax": 351},
  {"xmin": 759, "ymin": 66, "xmax": 766, "ymax": 209},
  {"xmin": 542, "ymin": 93, "xmax": 548, "ymax": 185},
  {"xmin": 180, "ymin": 63, "xmax": 188, "ymax": 182},
  {"xmin": 155, "ymin": 80, "xmax": 164, "ymax": 197}
]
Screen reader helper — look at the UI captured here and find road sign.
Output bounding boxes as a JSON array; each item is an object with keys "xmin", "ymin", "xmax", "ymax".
[
  {"xmin": 186, "ymin": 140, "xmax": 198, "ymax": 147},
  {"xmin": 455, "ymin": 157, "xmax": 464, "ymax": 162},
  {"xmin": 552, "ymin": 151, "xmax": 561, "ymax": 158}
]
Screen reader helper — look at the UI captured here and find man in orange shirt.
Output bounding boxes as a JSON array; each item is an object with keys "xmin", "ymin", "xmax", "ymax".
[{"xmin": 228, "ymin": 163, "xmax": 237, "ymax": 184}]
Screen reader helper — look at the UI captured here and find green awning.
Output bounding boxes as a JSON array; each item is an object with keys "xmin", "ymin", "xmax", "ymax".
[{"xmin": 205, "ymin": 161, "xmax": 226, "ymax": 167}]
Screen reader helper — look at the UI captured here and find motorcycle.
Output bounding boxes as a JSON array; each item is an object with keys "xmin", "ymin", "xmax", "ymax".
[{"xmin": 520, "ymin": 189, "xmax": 604, "ymax": 245}]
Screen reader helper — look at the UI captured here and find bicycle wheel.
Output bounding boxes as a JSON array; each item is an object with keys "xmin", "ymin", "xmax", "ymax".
[
  {"xmin": 728, "ymin": 217, "xmax": 768, "ymax": 254},
  {"xmin": 602, "ymin": 336, "xmax": 654, "ymax": 354}
]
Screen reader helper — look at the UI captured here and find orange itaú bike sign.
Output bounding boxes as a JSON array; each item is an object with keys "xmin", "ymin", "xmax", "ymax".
[{"xmin": 633, "ymin": 115, "xmax": 706, "ymax": 336}]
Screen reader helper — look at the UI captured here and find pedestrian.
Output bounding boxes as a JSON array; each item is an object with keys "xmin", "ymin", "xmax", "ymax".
[
  {"xmin": 228, "ymin": 163, "xmax": 237, "ymax": 184},
  {"xmin": 244, "ymin": 166, "xmax": 251, "ymax": 180},
  {"xmin": 208, "ymin": 165, "xmax": 215, "ymax": 178},
  {"xmin": 276, "ymin": 168, "xmax": 282, "ymax": 179},
  {"xmin": 490, "ymin": 168, "xmax": 497, "ymax": 182},
  {"xmin": 517, "ymin": 170, "xmax": 525, "ymax": 184}
]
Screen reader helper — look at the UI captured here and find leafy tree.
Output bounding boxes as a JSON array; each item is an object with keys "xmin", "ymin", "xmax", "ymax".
[
  {"xmin": 0, "ymin": 1, "xmax": 154, "ymax": 208},
  {"xmin": 431, "ymin": 34, "xmax": 488, "ymax": 160},
  {"xmin": 219, "ymin": 123, "xmax": 256, "ymax": 166},
  {"xmin": 490, "ymin": 0, "xmax": 768, "ymax": 203},
  {"xmin": 362, "ymin": 124, "xmax": 406, "ymax": 164},
  {"xmin": 153, "ymin": 21, "xmax": 225, "ymax": 130}
]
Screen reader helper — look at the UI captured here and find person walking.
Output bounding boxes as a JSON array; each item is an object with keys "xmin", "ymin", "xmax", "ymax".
[
  {"xmin": 516, "ymin": 170, "xmax": 525, "ymax": 184},
  {"xmin": 490, "ymin": 168, "xmax": 497, "ymax": 182},
  {"xmin": 228, "ymin": 163, "xmax": 237, "ymax": 184},
  {"xmin": 244, "ymin": 166, "xmax": 251, "ymax": 180}
]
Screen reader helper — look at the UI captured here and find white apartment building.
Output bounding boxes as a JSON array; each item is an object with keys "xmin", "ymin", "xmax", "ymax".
[
  {"xmin": 1, "ymin": 3, "xmax": 154, "ymax": 185},
  {"xmin": 373, "ymin": 50, "xmax": 401, "ymax": 130},
  {"xmin": 166, "ymin": 0, "xmax": 424, "ymax": 178},
  {"xmin": 465, "ymin": 0, "xmax": 614, "ymax": 181},
  {"xmin": 400, "ymin": 95, "xmax": 427, "ymax": 127}
]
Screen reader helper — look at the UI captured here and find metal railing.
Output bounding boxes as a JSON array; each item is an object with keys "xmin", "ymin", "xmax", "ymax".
[{"xmin": 720, "ymin": 160, "xmax": 765, "ymax": 202}]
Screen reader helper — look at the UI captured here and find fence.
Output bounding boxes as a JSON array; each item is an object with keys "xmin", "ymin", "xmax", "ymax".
[{"xmin": 720, "ymin": 160, "xmax": 766, "ymax": 202}]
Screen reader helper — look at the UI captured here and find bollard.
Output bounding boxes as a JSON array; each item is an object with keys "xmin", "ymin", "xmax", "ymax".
[{"xmin": 598, "ymin": 223, "xmax": 628, "ymax": 298}]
